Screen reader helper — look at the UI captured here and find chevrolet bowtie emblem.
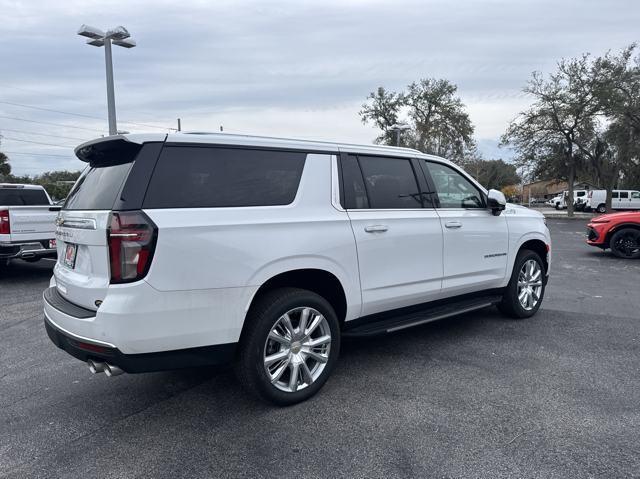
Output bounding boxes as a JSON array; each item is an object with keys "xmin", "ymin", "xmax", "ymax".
[{"xmin": 55, "ymin": 217, "xmax": 65, "ymax": 227}]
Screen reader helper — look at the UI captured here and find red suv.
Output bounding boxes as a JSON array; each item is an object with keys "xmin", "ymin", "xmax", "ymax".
[{"xmin": 587, "ymin": 211, "xmax": 640, "ymax": 258}]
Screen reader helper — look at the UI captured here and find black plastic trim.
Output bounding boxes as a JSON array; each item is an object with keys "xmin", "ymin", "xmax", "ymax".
[
  {"xmin": 44, "ymin": 315, "xmax": 237, "ymax": 373},
  {"xmin": 113, "ymin": 142, "xmax": 165, "ymax": 211},
  {"xmin": 343, "ymin": 289, "xmax": 504, "ymax": 337},
  {"xmin": 43, "ymin": 286, "xmax": 95, "ymax": 319}
]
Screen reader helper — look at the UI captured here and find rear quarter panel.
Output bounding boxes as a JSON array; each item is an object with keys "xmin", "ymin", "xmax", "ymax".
[{"xmin": 143, "ymin": 153, "xmax": 361, "ymax": 321}]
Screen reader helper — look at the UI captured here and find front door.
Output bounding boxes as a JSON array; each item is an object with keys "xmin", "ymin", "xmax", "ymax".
[
  {"xmin": 420, "ymin": 160, "xmax": 509, "ymax": 294},
  {"xmin": 339, "ymin": 153, "xmax": 443, "ymax": 316}
]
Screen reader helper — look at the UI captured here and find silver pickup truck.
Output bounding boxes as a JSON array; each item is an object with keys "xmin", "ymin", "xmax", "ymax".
[{"xmin": 0, "ymin": 183, "xmax": 60, "ymax": 266}]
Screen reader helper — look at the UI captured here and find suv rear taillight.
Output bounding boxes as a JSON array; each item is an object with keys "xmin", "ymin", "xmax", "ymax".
[
  {"xmin": 107, "ymin": 211, "xmax": 157, "ymax": 284},
  {"xmin": 0, "ymin": 210, "xmax": 10, "ymax": 234}
]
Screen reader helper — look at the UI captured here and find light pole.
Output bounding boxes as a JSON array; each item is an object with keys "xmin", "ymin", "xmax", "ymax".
[
  {"xmin": 77, "ymin": 25, "xmax": 136, "ymax": 136},
  {"xmin": 389, "ymin": 123, "xmax": 411, "ymax": 146}
]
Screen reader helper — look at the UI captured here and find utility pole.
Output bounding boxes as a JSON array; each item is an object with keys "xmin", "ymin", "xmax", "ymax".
[
  {"xmin": 77, "ymin": 25, "xmax": 136, "ymax": 136},
  {"xmin": 177, "ymin": 118, "xmax": 182, "ymax": 132},
  {"xmin": 389, "ymin": 123, "xmax": 411, "ymax": 146}
]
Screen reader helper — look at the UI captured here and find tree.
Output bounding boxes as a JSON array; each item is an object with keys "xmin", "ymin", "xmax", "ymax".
[
  {"xmin": 502, "ymin": 54, "xmax": 603, "ymax": 217},
  {"xmin": 360, "ymin": 78, "xmax": 475, "ymax": 163},
  {"xmin": 464, "ymin": 158, "xmax": 520, "ymax": 190},
  {"xmin": 577, "ymin": 45, "xmax": 640, "ymax": 211},
  {"xmin": 0, "ymin": 152, "xmax": 10, "ymax": 180}
]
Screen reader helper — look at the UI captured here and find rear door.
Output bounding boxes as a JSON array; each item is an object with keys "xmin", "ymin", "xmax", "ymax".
[
  {"xmin": 340, "ymin": 153, "xmax": 443, "ymax": 316},
  {"xmin": 420, "ymin": 160, "xmax": 508, "ymax": 294},
  {"xmin": 53, "ymin": 139, "xmax": 161, "ymax": 310}
]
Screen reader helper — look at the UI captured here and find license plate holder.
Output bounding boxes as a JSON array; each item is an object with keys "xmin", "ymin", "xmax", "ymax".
[{"xmin": 63, "ymin": 243, "xmax": 77, "ymax": 269}]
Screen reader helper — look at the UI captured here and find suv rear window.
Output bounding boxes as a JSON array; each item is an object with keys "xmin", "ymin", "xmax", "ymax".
[
  {"xmin": 64, "ymin": 162, "xmax": 134, "ymax": 210},
  {"xmin": 64, "ymin": 138, "xmax": 142, "ymax": 211},
  {"xmin": 143, "ymin": 146, "xmax": 306, "ymax": 208},
  {"xmin": 0, "ymin": 188, "xmax": 49, "ymax": 206}
]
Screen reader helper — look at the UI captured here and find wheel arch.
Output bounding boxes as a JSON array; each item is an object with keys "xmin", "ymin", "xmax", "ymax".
[
  {"xmin": 516, "ymin": 237, "xmax": 549, "ymax": 274},
  {"xmin": 243, "ymin": 268, "xmax": 350, "ymax": 340}
]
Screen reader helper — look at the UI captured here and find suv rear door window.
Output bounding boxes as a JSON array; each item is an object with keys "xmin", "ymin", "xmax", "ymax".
[
  {"xmin": 143, "ymin": 146, "xmax": 306, "ymax": 208},
  {"xmin": 356, "ymin": 156, "xmax": 422, "ymax": 209}
]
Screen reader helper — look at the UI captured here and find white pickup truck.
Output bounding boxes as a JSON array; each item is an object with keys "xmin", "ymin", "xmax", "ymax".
[{"xmin": 0, "ymin": 183, "xmax": 60, "ymax": 266}]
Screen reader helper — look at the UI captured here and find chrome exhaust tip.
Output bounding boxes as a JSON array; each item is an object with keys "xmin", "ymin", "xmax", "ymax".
[
  {"xmin": 103, "ymin": 364, "xmax": 124, "ymax": 377},
  {"xmin": 88, "ymin": 359, "xmax": 106, "ymax": 374}
]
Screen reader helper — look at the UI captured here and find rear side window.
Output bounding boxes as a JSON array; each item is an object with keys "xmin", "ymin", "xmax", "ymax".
[
  {"xmin": 64, "ymin": 162, "xmax": 134, "ymax": 210},
  {"xmin": 143, "ymin": 146, "xmax": 306, "ymax": 208},
  {"xmin": 619, "ymin": 191, "xmax": 629, "ymax": 199},
  {"xmin": 357, "ymin": 156, "xmax": 422, "ymax": 209},
  {"xmin": 0, "ymin": 188, "xmax": 49, "ymax": 206}
]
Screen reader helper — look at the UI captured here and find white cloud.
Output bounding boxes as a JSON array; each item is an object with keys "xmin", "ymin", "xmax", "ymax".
[{"xmin": 0, "ymin": 0, "xmax": 638, "ymax": 174}]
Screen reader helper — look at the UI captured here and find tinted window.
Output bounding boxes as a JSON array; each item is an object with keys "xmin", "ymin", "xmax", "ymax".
[
  {"xmin": 424, "ymin": 161, "xmax": 485, "ymax": 208},
  {"xmin": 143, "ymin": 147, "xmax": 306, "ymax": 208},
  {"xmin": 64, "ymin": 163, "xmax": 134, "ymax": 210},
  {"xmin": 0, "ymin": 188, "xmax": 49, "ymax": 206},
  {"xmin": 619, "ymin": 191, "xmax": 629, "ymax": 199},
  {"xmin": 357, "ymin": 156, "xmax": 422, "ymax": 209},
  {"xmin": 613, "ymin": 192, "xmax": 619, "ymax": 199},
  {"xmin": 340, "ymin": 155, "xmax": 369, "ymax": 209}
]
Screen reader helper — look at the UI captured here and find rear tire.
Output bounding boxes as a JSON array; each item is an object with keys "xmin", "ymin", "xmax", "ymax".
[
  {"xmin": 610, "ymin": 228, "xmax": 640, "ymax": 259},
  {"xmin": 597, "ymin": 204, "xmax": 607, "ymax": 214},
  {"xmin": 235, "ymin": 287, "xmax": 341, "ymax": 406},
  {"xmin": 498, "ymin": 249, "xmax": 546, "ymax": 319}
]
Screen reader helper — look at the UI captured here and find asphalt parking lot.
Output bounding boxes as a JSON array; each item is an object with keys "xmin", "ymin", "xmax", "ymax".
[{"xmin": 1, "ymin": 219, "xmax": 639, "ymax": 479}]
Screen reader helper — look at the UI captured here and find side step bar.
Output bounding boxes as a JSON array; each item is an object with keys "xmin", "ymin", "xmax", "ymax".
[{"xmin": 343, "ymin": 294, "xmax": 503, "ymax": 338}]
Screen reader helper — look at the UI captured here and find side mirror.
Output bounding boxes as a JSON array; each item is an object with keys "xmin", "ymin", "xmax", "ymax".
[{"xmin": 487, "ymin": 189, "xmax": 506, "ymax": 216}]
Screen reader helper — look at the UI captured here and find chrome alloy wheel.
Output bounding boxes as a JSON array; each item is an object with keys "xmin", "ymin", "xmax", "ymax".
[
  {"xmin": 517, "ymin": 259, "xmax": 543, "ymax": 311},
  {"xmin": 263, "ymin": 307, "xmax": 331, "ymax": 393}
]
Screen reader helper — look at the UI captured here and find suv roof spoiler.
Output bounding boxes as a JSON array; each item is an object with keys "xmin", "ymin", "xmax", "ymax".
[{"xmin": 75, "ymin": 134, "xmax": 166, "ymax": 165}]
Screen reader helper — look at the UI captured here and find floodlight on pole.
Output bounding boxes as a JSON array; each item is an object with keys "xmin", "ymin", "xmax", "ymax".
[
  {"xmin": 389, "ymin": 123, "xmax": 411, "ymax": 146},
  {"xmin": 77, "ymin": 24, "xmax": 136, "ymax": 135}
]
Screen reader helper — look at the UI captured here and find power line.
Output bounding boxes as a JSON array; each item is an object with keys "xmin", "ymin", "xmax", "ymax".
[
  {"xmin": 0, "ymin": 127, "xmax": 88, "ymax": 142},
  {"xmin": 1, "ymin": 136, "xmax": 75, "ymax": 148},
  {"xmin": 0, "ymin": 115, "xmax": 105, "ymax": 133},
  {"xmin": 2, "ymin": 151, "xmax": 75, "ymax": 158},
  {"xmin": 0, "ymin": 99, "xmax": 177, "ymax": 131}
]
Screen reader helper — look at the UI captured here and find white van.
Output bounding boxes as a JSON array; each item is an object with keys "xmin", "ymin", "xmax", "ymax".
[
  {"xmin": 44, "ymin": 133, "xmax": 551, "ymax": 405},
  {"xmin": 587, "ymin": 190, "xmax": 640, "ymax": 213}
]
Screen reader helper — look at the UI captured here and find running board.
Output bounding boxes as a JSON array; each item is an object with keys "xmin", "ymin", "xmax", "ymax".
[{"xmin": 342, "ymin": 294, "xmax": 503, "ymax": 338}]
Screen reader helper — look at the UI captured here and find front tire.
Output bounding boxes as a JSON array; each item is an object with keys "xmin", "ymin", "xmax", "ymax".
[
  {"xmin": 498, "ymin": 250, "xmax": 546, "ymax": 319},
  {"xmin": 610, "ymin": 228, "xmax": 640, "ymax": 259},
  {"xmin": 596, "ymin": 204, "xmax": 607, "ymax": 214},
  {"xmin": 235, "ymin": 287, "xmax": 341, "ymax": 406}
]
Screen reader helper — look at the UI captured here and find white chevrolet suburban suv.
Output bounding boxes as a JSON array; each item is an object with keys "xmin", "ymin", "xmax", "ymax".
[{"xmin": 44, "ymin": 133, "xmax": 551, "ymax": 405}]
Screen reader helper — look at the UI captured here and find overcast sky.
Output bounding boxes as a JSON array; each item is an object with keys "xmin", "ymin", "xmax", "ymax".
[{"xmin": 1, "ymin": 0, "xmax": 638, "ymax": 175}]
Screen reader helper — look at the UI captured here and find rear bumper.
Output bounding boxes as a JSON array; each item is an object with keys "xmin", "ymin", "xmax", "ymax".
[
  {"xmin": 0, "ymin": 241, "xmax": 57, "ymax": 260},
  {"xmin": 44, "ymin": 311, "xmax": 236, "ymax": 373},
  {"xmin": 43, "ymin": 287, "xmax": 237, "ymax": 373}
]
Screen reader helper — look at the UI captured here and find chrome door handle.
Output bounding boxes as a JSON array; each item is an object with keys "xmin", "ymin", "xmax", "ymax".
[
  {"xmin": 445, "ymin": 221, "xmax": 462, "ymax": 229},
  {"xmin": 364, "ymin": 225, "xmax": 389, "ymax": 233}
]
